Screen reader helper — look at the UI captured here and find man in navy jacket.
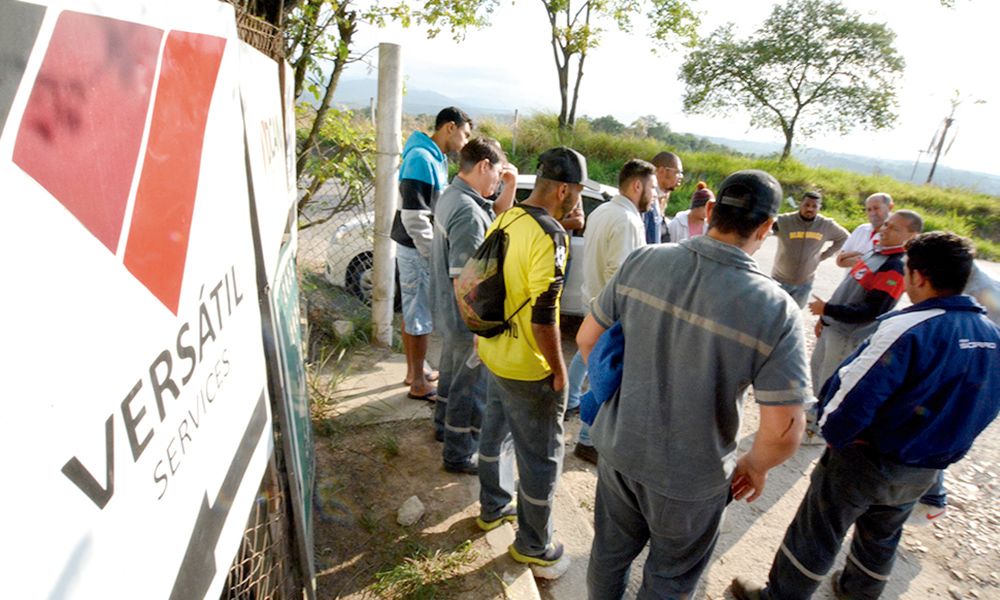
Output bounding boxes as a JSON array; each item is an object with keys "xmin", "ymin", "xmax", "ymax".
[{"xmin": 733, "ymin": 231, "xmax": 1000, "ymax": 600}]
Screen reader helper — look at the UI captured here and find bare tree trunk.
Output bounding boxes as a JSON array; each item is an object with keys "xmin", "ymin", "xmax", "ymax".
[
  {"xmin": 290, "ymin": 0, "xmax": 324, "ymax": 99},
  {"xmin": 296, "ymin": 7, "xmax": 357, "ymax": 176},
  {"xmin": 566, "ymin": 2, "xmax": 591, "ymax": 129},
  {"xmin": 544, "ymin": 1, "xmax": 570, "ymax": 130},
  {"xmin": 557, "ymin": 60, "xmax": 570, "ymax": 129},
  {"xmin": 780, "ymin": 120, "xmax": 795, "ymax": 161},
  {"xmin": 567, "ymin": 50, "xmax": 586, "ymax": 128}
]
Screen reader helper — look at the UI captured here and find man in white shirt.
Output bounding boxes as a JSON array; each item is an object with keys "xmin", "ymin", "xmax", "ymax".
[
  {"xmin": 836, "ymin": 192, "xmax": 893, "ymax": 269},
  {"xmin": 644, "ymin": 152, "xmax": 683, "ymax": 243},
  {"xmin": 567, "ymin": 159, "xmax": 658, "ymax": 463}
]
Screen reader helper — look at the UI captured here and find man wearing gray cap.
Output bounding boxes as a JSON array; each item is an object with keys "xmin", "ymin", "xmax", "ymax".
[
  {"xmin": 476, "ymin": 146, "xmax": 600, "ymax": 580},
  {"xmin": 577, "ymin": 170, "xmax": 811, "ymax": 598}
]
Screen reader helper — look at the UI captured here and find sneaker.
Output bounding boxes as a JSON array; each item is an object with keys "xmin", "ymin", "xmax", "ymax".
[
  {"xmin": 444, "ymin": 454, "xmax": 478, "ymax": 475},
  {"xmin": 564, "ymin": 404, "xmax": 580, "ymax": 421},
  {"xmin": 907, "ymin": 502, "xmax": 947, "ymax": 526},
  {"xmin": 476, "ymin": 503, "xmax": 517, "ymax": 531},
  {"xmin": 509, "ymin": 542, "xmax": 571, "ymax": 580},
  {"xmin": 574, "ymin": 442, "xmax": 598, "ymax": 464},
  {"xmin": 730, "ymin": 576, "xmax": 766, "ymax": 600}
]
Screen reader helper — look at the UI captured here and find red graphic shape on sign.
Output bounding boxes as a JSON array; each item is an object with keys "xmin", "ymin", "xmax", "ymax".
[
  {"xmin": 124, "ymin": 31, "xmax": 226, "ymax": 314},
  {"xmin": 13, "ymin": 11, "xmax": 162, "ymax": 251}
]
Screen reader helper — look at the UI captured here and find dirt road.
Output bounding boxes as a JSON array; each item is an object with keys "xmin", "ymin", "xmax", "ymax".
[
  {"xmin": 549, "ymin": 236, "xmax": 1000, "ymax": 599},
  {"xmin": 313, "ymin": 235, "xmax": 999, "ymax": 599}
]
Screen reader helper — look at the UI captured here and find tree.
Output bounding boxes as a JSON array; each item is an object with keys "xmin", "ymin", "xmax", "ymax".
[
  {"xmin": 286, "ymin": 0, "xmax": 494, "ymax": 228},
  {"xmin": 630, "ymin": 114, "xmax": 670, "ymax": 140},
  {"xmin": 679, "ymin": 0, "xmax": 904, "ymax": 160},
  {"xmin": 589, "ymin": 114, "xmax": 626, "ymax": 134},
  {"xmin": 540, "ymin": 0, "xmax": 698, "ymax": 130}
]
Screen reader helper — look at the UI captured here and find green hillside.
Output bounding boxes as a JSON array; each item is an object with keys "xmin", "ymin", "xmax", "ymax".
[{"xmin": 477, "ymin": 115, "xmax": 1000, "ymax": 260}]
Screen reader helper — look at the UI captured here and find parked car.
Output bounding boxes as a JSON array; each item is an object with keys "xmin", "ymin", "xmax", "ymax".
[
  {"xmin": 511, "ymin": 174, "xmax": 616, "ymax": 315},
  {"xmin": 324, "ymin": 174, "xmax": 616, "ymax": 316}
]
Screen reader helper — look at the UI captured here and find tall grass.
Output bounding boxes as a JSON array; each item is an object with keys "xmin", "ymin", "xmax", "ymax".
[{"xmin": 477, "ymin": 114, "xmax": 1000, "ymax": 259}]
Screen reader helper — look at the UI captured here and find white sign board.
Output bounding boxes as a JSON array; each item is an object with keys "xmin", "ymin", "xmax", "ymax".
[
  {"xmin": 240, "ymin": 41, "xmax": 296, "ymax": 284},
  {"xmin": 0, "ymin": 2, "xmax": 273, "ymax": 598}
]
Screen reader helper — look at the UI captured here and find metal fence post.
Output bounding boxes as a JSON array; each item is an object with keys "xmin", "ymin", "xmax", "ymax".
[{"xmin": 372, "ymin": 43, "xmax": 402, "ymax": 347}]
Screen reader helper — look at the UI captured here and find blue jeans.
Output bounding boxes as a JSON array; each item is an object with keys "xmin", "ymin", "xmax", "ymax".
[
  {"xmin": 433, "ymin": 319, "xmax": 485, "ymax": 467},
  {"xmin": 567, "ymin": 350, "xmax": 587, "ymax": 410},
  {"xmin": 587, "ymin": 459, "xmax": 728, "ymax": 599},
  {"xmin": 919, "ymin": 470, "xmax": 947, "ymax": 508},
  {"xmin": 763, "ymin": 445, "xmax": 938, "ymax": 600},
  {"xmin": 478, "ymin": 370, "xmax": 567, "ymax": 556},
  {"xmin": 778, "ymin": 278, "xmax": 814, "ymax": 309},
  {"xmin": 568, "ymin": 350, "xmax": 594, "ymax": 445},
  {"xmin": 396, "ymin": 245, "xmax": 433, "ymax": 335}
]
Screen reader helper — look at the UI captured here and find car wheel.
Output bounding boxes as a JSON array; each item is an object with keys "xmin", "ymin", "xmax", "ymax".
[{"xmin": 345, "ymin": 252, "xmax": 401, "ymax": 311}]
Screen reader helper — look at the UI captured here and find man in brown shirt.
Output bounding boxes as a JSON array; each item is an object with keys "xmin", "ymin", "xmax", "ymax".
[{"xmin": 771, "ymin": 191, "xmax": 848, "ymax": 307}]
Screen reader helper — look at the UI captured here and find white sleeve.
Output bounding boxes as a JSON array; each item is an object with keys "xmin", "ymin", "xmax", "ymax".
[{"xmin": 840, "ymin": 226, "xmax": 868, "ymax": 255}]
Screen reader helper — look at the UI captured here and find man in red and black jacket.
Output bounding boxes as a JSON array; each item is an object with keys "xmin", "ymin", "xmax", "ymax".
[{"xmin": 803, "ymin": 210, "xmax": 923, "ymax": 444}]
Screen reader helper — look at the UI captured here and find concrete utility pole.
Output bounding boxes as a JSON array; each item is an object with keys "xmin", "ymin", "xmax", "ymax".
[{"xmin": 372, "ymin": 43, "xmax": 402, "ymax": 347}]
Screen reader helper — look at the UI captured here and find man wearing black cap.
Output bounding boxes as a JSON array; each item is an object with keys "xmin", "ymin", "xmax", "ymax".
[
  {"xmin": 476, "ymin": 146, "xmax": 600, "ymax": 580},
  {"xmin": 576, "ymin": 170, "xmax": 810, "ymax": 598}
]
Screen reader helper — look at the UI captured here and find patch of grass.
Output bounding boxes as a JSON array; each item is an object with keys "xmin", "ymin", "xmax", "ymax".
[
  {"xmin": 313, "ymin": 417, "xmax": 339, "ymax": 438},
  {"xmin": 359, "ymin": 511, "xmax": 379, "ymax": 534},
  {"xmin": 487, "ymin": 113, "xmax": 1000, "ymax": 259},
  {"xmin": 371, "ymin": 540, "xmax": 478, "ymax": 600},
  {"xmin": 307, "ymin": 344, "xmax": 349, "ymax": 420},
  {"xmin": 377, "ymin": 431, "xmax": 400, "ymax": 458}
]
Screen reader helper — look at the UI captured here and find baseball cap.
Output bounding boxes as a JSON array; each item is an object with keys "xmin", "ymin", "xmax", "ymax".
[
  {"xmin": 716, "ymin": 170, "xmax": 783, "ymax": 217},
  {"xmin": 536, "ymin": 147, "xmax": 601, "ymax": 191}
]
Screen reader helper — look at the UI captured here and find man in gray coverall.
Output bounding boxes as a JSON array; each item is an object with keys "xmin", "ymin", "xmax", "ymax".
[
  {"xmin": 577, "ymin": 170, "xmax": 810, "ymax": 599},
  {"xmin": 429, "ymin": 137, "xmax": 516, "ymax": 474}
]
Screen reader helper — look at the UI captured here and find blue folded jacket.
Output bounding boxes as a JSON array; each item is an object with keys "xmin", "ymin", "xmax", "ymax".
[{"xmin": 580, "ymin": 321, "xmax": 624, "ymax": 425}]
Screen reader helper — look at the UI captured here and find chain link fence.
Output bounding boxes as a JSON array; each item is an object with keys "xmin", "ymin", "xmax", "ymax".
[
  {"xmin": 297, "ymin": 179, "xmax": 383, "ymax": 356},
  {"xmin": 221, "ymin": 461, "xmax": 300, "ymax": 600}
]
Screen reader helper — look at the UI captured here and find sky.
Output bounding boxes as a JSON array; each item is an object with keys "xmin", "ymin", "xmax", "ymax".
[{"xmin": 340, "ymin": 0, "xmax": 1000, "ymax": 176}]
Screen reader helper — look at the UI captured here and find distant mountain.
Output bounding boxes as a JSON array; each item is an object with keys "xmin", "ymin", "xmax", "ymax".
[
  {"xmin": 705, "ymin": 136, "xmax": 1000, "ymax": 197},
  {"xmin": 325, "ymin": 79, "xmax": 1000, "ymax": 196},
  {"xmin": 330, "ymin": 78, "xmax": 515, "ymax": 119}
]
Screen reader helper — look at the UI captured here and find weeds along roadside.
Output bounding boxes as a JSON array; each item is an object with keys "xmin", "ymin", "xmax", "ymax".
[
  {"xmin": 474, "ymin": 114, "xmax": 1000, "ymax": 260},
  {"xmin": 298, "ymin": 270, "xmax": 390, "ymax": 437}
]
